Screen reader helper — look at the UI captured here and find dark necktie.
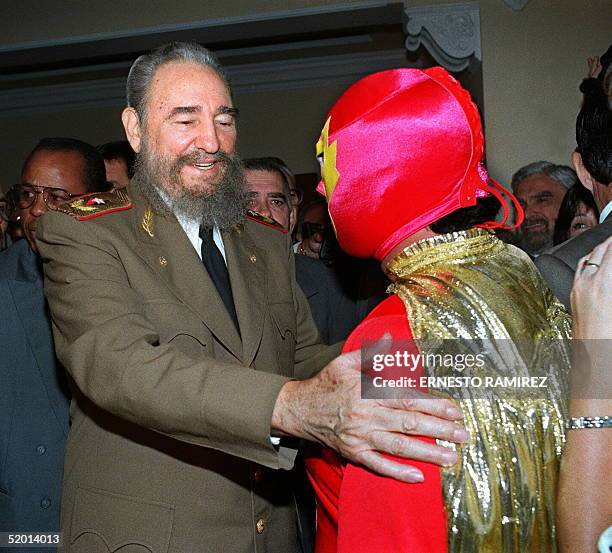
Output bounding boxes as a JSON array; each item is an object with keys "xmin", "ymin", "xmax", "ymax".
[{"xmin": 199, "ymin": 226, "xmax": 240, "ymax": 333}]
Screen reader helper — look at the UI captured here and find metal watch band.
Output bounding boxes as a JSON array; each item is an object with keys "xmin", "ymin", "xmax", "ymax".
[{"xmin": 566, "ymin": 416, "xmax": 611, "ymax": 429}]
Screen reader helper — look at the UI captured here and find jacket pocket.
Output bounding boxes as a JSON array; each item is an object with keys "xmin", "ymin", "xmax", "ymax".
[
  {"xmin": 143, "ymin": 301, "xmax": 211, "ymax": 359},
  {"xmin": 69, "ymin": 485, "xmax": 174, "ymax": 553},
  {"xmin": 269, "ymin": 302, "xmax": 297, "ymax": 373}
]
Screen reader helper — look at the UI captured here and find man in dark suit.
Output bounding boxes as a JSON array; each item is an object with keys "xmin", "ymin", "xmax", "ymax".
[
  {"xmin": 36, "ymin": 43, "xmax": 466, "ymax": 553},
  {"xmin": 536, "ymin": 75, "xmax": 612, "ymax": 310},
  {"xmin": 0, "ymin": 138, "xmax": 109, "ymax": 543}
]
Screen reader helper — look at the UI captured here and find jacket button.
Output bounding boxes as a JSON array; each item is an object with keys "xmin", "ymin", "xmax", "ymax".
[
  {"xmin": 40, "ymin": 497, "xmax": 51, "ymax": 509},
  {"xmin": 256, "ymin": 518, "xmax": 265, "ymax": 534},
  {"xmin": 36, "ymin": 444, "xmax": 47, "ymax": 455},
  {"xmin": 253, "ymin": 469, "xmax": 263, "ymax": 483}
]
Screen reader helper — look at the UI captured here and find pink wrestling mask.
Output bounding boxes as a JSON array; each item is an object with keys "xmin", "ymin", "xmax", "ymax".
[{"xmin": 316, "ymin": 67, "xmax": 523, "ymax": 260}]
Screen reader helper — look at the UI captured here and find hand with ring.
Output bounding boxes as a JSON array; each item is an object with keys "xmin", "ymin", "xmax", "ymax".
[{"xmin": 571, "ymin": 236, "xmax": 612, "ymax": 340}]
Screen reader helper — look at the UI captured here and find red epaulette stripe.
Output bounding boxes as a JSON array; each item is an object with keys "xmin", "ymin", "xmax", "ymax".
[
  {"xmin": 77, "ymin": 204, "xmax": 134, "ymax": 221},
  {"xmin": 245, "ymin": 214, "xmax": 288, "ymax": 233}
]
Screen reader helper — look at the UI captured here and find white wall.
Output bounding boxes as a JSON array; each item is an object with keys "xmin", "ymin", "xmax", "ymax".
[{"xmin": 479, "ymin": 0, "xmax": 611, "ymax": 184}]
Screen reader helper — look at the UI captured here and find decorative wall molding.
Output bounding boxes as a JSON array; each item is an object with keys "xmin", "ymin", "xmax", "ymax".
[
  {"xmin": 0, "ymin": 1, "xmax": 488, "ymax": 117},
  {"xmin": 0, "ymin": 1, "xmax": 403, "ymax": 73},
  {"xmin": 0, "ymin": 49, "xmax": 408, "ymax": 117},
  {"xmin": 404, "ymin": 2, "xmax": 481, "ymax": 72}
]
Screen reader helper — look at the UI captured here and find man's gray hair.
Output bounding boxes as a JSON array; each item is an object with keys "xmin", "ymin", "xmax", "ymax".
[
  {"xmin": 242, "ymin": 157, "xmax": 292, "ymax": 202},
  {"xmin": 511, "ymin": 161, "xmax": 577, "ymax": 193},
  {"xmin": 126, "ymin": 41, "xmax": 230, "ymax": 121}
]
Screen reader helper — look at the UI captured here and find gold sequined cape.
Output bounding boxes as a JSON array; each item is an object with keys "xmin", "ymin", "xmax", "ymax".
[{"xmin": 387, "ymin": 229, "xmax": 571, "ymax": 553}]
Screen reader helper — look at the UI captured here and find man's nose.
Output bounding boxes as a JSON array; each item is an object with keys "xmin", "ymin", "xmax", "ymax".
[
  {"xmin": 259, "ymin": 201, "xmax": 274, "ymax": 219},
  {"xmin": 194, "ymin": 120, "xmax": 220, "ymax": 154},
  {"xmin": 249, "ymin": 197, "xmax": 268, "ymax": 217},
  {"xmin": 29, "ymin": 191, "xmax": 48, "ymax": 217},
  {"xmin": 523, "ymin": 202, "xmax": 538, "ymax": 221}
]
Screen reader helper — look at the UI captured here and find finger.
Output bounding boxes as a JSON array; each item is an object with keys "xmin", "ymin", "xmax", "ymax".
[
  {"xmin": 370, "ymin": 408, "xmax": 468, "ymax": 443},
  {"xmin": 372, "ymin": 431, "xmax": 459, "ymax": 467},
  {"xmin": 575, "ymin": 236, "xmax": 612, "ymax": 283},
  {"xmin": 341, "ymin": 333, "xmax": 393, "ymax": 373},
  {"xmin": 382, "ymin": 395, "xmax": 464, "ymax": 421},
  {"xmin": 585, "ymin": 236, "xmax": 612, "ymax": 268},
  {"xmin": 576, "ymin": 253, "xmax": 599, "ymax": 280},
  {"xmin": 362, "ymin": 332, "xmax": 393, "ymax": 363},
  {"xmin": 356, "ymin": 450, "xmax": 425, "ymax": 483}
]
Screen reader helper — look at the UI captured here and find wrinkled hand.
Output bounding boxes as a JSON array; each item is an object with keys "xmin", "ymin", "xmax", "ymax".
[
  {"xmin": 273, "ymin": 335, "xmax": 467, "ymax": 483},
  {"xmin": 571, "ymin": 236, "xmax": 612, "ymax": 340}
]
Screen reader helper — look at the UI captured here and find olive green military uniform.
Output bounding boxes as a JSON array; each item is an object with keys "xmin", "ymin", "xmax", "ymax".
[{"xmin": 36, "ymin": 186, "xmax": 338, "ymax": 553}]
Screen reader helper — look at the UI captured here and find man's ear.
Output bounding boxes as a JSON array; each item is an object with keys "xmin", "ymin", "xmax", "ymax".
[
  {"xmin": 122, "ymin": 107, "xmax": 142, "ymax": 153},
  {"xmin": 289, "ymin": 206, "xmax": 297, "ymax": 235},
  {"xmin": 572, "ymin": 151, "xmax": 595, "ymax": 192}
]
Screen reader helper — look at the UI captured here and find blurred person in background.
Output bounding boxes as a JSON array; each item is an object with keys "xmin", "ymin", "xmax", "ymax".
[
  {"xmin": 536, "ymin": 69, "xmax": 612, "ymax": 311},
  {"xmin": 295, "ymin": 198, "xmax": 327, "ymax": 258},
  {"xmin": 511, "ymin": 161, "xmax": 578, "ymax": 256},
  {"xmin": 97, "ymin": 140, "xmax": 135, "ymax": 189},
  {"xmin": 553, "ymin": 183, "xmax": 599, "ymax": 245}
]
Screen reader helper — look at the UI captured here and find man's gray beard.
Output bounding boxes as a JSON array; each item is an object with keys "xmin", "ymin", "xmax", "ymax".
[
  {"xmin": 519, "ymin": 226, "xmax": 552, "ymax": 256},
  {"xmin": 132, "ymin": 141, "xmax": 249, "ymax": 230}
]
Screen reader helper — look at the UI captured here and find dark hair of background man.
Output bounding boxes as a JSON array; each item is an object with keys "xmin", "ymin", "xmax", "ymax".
[
  {"xmin": 24, "ymin": 137, "xmax": 110, "ymax": 193},
  {"xmin": 97, "ymin": 140, "xmax": 136, "ymax": 179}
]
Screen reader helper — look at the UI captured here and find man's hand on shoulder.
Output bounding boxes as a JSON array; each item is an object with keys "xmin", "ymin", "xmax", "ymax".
[{"xmin": 271, "ymin": 335, "xmax": 467, "ymax": 483}]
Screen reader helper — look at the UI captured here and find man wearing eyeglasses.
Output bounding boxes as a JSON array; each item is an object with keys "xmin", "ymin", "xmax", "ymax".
[{"xmin": 0, "ymin": 137, "xmax": 109, "ymax": 543}]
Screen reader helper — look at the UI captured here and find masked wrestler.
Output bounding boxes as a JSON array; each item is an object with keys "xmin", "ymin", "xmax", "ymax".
[{"xmin": 305, "ymin": 67, "xmax": 571, "ymax": 553}]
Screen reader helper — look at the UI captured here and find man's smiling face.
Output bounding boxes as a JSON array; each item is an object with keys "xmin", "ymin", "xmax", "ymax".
[
  {"xmin": 135, "ymin": 61, "xmax": 238, "ymax": 199},
  {"xmin": 516, "ymin": 174, "xmax": 567, "ymax": 254}
]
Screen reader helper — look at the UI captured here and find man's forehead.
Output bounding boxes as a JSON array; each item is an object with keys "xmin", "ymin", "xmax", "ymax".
[
  {"xmin": 245, "ymin": 169, "xmax": 284, "ymax": 191},
  {"xmin": 517, "ymin": 174, "xmax": 564, "ymax": 195},
  {"xmin": 148, "ymin": 61, "xmax": 231, "ymax": 105},
  {"xmin": 23, "ymin": 149, "xmax": 83, "ymax": 175}
]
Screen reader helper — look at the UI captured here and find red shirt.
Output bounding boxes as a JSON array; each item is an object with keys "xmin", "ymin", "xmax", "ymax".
[{"xmin": 305, "ymin": 294, "xmax": 448, "ymax": 553}]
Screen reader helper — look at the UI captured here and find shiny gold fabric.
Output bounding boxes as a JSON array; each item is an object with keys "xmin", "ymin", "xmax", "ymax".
[{"xmin": 387, "ymin": 229, "xmax": 571, "ymax": 553}]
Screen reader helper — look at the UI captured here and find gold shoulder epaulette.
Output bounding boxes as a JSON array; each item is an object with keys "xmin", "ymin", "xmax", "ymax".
[
  {"xmin": 54, "ymin": 188, "xmax": 133, "ymax": 221},
  {"xmin": 245, "ymin": 210, "xmax": 288, "ymax": 233}
]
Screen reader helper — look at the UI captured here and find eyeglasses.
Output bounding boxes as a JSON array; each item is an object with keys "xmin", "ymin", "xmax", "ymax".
[{"xmin": 14, "ymin": 184, "xmax": 78, "ymax": 210}]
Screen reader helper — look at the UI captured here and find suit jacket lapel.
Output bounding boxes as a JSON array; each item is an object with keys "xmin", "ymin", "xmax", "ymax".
[
  {"xmin": 130, "ymin": 191, "xmax": 243, "ymax": 361},
  {"xmin": 223, "ymin": 226, "xmax": 266, "ymax": 367}
]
